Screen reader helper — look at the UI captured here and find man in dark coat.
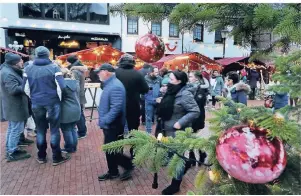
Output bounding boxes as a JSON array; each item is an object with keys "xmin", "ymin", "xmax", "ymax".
[
  {"xmin": 0, "ymin": 53, "xmax": 31, "ymax": 162},
  {"xmin": 66, "ymin": 55, "xmax": 88, "ymax": 139},
  {"xmin": 248, "ymin": 68, "xmax": 259, "ymax": 100},
  {"xmin": 115, "ymin": 54, "xmax": 149, "ymax": 132},
  {"xmin": 96, "ymin": 64, "xmax": 134, "ymax": 181}
]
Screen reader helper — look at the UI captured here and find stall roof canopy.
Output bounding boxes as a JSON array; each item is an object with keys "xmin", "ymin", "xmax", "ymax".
[
  {"xmin": 152, "ymin": 52, "xmax": 221, "ymax": 70},
  {"xmin": 0, "ymin": 47, "xmax": 29, "ymax": 57},
  {"xmin": 216, "ymin": 57, "xmax": 248, "ymax": 66}
]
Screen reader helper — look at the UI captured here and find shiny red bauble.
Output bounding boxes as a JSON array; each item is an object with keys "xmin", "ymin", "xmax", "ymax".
[
  {"xmin": 135, "ymin": 33, "xmax": 165, "ymax": 63},
  {"xmin": 216, "ymin": 125, "xmax": 287, "ymax": 184}
]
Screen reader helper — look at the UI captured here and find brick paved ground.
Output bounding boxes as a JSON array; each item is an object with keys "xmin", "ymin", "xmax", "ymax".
[{"xmin": 0, "ymin": 100, "xmax": 264, "ymax": 195}]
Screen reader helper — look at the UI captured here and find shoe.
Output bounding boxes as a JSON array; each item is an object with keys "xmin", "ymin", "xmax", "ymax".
[
  {"xmin": 98, "ymin": 173, "xmax": 120, "ymax": 181},
  {"xmin": 36, "ymin": 157, "xmax": 47, "ymax": 164},
  {"xmin": 78, "ymin": 134, "xmax": 87, "ymax": 140},
  {"xmin": 162, "ymin": 178, "xmax": 182, "ymax": 195},
  {"xmin": 18, "ymin": 138, "xmax": 34, "ymax": 146},
  {"xmin": 61, "ymin": 149, "xmax": 76, "ymax": 154},
  {"xmin": 120, "ymin": 168, "xmax": 133, "ymax": 181},
  {"xmin": 7, "ymin": 151, "xmax": 31, "ymax": 162},
  {"xmin": 52, "ymin": 154, "xmax": 71, "ymax": 166}
]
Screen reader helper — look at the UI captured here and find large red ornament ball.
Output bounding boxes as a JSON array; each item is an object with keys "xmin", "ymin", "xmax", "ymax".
[
  {"xmin": 216, "ymin": 125, "xmax": 287, "ymax": 184},
  {"xmin": 135, "ymin": 33, "xmax": 165, "ymax": 63}
]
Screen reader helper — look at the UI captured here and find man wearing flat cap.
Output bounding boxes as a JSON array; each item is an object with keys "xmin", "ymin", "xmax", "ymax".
[
  {"xmin": 0, "ymin": 53, "xmax": 31, "ymax": 162},
  {"xmin": 95, "ymin": 63, "xmax": 134, "ymax": 181}
]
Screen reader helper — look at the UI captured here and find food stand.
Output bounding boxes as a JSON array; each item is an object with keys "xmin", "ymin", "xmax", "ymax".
[{"xmin": 151, "ymin": 52, "xmax": 221, "ymax": 71}]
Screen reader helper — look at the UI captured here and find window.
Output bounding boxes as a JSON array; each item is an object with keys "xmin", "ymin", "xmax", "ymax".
[
  {"xmin": 19, "ymin": 3, "xmax": 110, "ymax": 24},
  {"xmin": 127, "ymin": 17, "xmax": 138, "ymax": 34},
  {"xmin": 214, "ymin": 30, "xmax": 223, "ymax": 43},
  {"xmin": 44, "ymin": 4, "xmax": 65, "ymax": 20},
  {"xmin": 20, "ymin": 3, "xmax": 42, "ymax": 18},
  {"xmin": 151, "ymin": 22, "xmax": 162, "ymax": 36},
  {"xmin": 67, "ymin": 3, "xmax": 88, "ymax": 22},
  {"xmin": 88, "ymin": 3, "xmax": 109, "ymax": 23},
  {"xmin": 169, "ymin": 23, "xmax": 179, "ymax": 37},
  {"xmin": 193, "ymin": 24, "xmax": 204, "ymax": 42}
]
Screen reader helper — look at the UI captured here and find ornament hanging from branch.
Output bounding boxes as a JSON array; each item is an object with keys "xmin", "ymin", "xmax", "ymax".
[{"xmin": 135, "ymin": 32, "xmax": 165, "ymax": 63}]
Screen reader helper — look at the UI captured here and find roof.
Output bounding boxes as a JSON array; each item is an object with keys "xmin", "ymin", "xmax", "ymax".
[
  {"xmin": 216, "ymin": 57, "xmax": 248, "ymax": 66},
  {"xmin": 0, "ymin": 47, "xmax": 29, "ymax": 57}
]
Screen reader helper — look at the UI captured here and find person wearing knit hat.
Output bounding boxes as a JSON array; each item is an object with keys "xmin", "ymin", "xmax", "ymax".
[
  {"xmin": 115, "ymin": 54, "xmax": 149, "ymax": 148},
  {"xmin": 66, "ymin": 55, "xmax": 78, "ymax": 66},
  {"xmin": 1, "ymin": 52, "xmax": 32, "ymax": 161},
  {"xmin": 156, "ymin": 70, "xmax": 199, "ymax": 195},
  {"xmin": 23, "ymin": 46, "xmax": 70, "ymax": 166},
  {"xmin": 35, "ymin": 46, "xmax": 50, "ymax": 59}
]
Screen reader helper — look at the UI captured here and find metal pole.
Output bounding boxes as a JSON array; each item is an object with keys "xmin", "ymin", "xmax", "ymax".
[
  {"xmin": 181, "ymin": 31, "xmax": 184, "ymax": 54},
  {"xmin": 223, "ymin": 38, "xmax": 226, "ymax": 58}
]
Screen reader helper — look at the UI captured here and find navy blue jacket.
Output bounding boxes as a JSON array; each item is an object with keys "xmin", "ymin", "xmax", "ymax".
[
  {"xmin": 274, "ymin": 93, "xmax": 288, "ymax": 110},
  {"xmin": 229, "ymin": 82, "xmax": 251, "ymax": 105},
  {"xmin": 98, "ymin": 74, "xmax": 126, "ymax": 130},
  {"xmin": 23, "ymin": 58, "xmax": 65, "ymax": 107},
  {"xmin": 144, "ymin": 75, "xmax": 162, "ymax": 105},
  {"xmin": 248, "ymin": 70, "xmax": 259, "ymax": 88}
]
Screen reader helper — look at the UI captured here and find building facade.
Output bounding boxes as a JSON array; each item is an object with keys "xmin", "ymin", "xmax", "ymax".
[{"xmin": 0, "ymin": 3, "xmax": 251, "ymax": 60}]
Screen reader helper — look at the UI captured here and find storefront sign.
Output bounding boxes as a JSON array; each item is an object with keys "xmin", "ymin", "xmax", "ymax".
[
  {"xmin": 15, "ymin": 33, "xmax": 26, "ymax": 37},
  {"xmin": 91, "ymin": 37, "xmax": 108, "ymax": 41},
  {"xmin": 58, "ymin": 35, "xmax": 71, "ymax": 40},
  {"xmin": 59, "ymin": 41, "xmax": 80, "ymax": 48}
]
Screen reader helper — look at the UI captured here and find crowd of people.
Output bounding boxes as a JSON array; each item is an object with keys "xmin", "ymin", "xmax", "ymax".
[{"xmin": 0, "ymin": 46, "xmax": 296, "ymax": 195}]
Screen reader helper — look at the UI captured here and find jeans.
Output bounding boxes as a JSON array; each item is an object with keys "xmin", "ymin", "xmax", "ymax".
[
  {"xmin": 140, "ymin": 98, "xmax": 146, "ymax": 123},
  {"xmin": 77, "ymin": 105, "xmax": 87, "ymax": 137},
  {"xmin": 32, "ymin": 103, "xmax": 62, "ymax": 161},
  {"xmin": 61, "ymin": 122, "xmax": 78, "ymax": 152},
  {"xmin": 103, "ymin": 127, "xmax": 133, "ymax": 175},
  {"xmin": 6, "ymin": 121, "xmax": 25, "ymax": 154},
  {"xmin": 145, "ymin": 103, "xmax": 155, "ymax": 134},
  {"xmin": 250, "ymin": 87, "xmax": 256, "ymax": 100}
]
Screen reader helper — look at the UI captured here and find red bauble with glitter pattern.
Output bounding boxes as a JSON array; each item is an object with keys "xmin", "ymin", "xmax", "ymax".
[
  {"xmin": 216, "ymin": 125, "xmax": 287, "ymax": 184},
  {"xmin": 135, "ymin": 33, "xmax": 165, "ymax": 63}
]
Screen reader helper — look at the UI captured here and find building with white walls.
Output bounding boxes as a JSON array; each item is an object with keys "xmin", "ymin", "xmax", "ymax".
[
  {"xmin": 0, "ymin": 3, "xmax": 251, "ymax": 60},
  {"xmin": 121, "ymin": 17, "xmax": 251, "ymax": 60}
]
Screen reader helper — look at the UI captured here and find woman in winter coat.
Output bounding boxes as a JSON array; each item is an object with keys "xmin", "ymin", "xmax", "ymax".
[
  {"xmin": 226, "ymin": 71, "xmax": 251, "ymax": 105},
  {"xmin": 157, "ymin": 70, "xmax": 200, "ymax": 195},
  {"xmin": 60, "ymin": 68, "xmax": 81, "ymax": 153}
]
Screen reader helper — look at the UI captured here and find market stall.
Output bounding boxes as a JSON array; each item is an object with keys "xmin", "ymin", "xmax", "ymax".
[
  {"xmin": 151, "ymin": 52, "xmax": 221, "ymax": 71},
  {"xmin": 0, "ymin": 47, "xmax": 29, "ymax": 64}
]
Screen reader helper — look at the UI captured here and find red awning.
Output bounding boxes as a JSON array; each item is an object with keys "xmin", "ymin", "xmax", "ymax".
[
  {"xmin": 216, "ymin": 57, "xmax": 248, "ymax": 66},
  {"xmin": 0, "ymin": 47, "xmax": 29, "ymax": 57}
]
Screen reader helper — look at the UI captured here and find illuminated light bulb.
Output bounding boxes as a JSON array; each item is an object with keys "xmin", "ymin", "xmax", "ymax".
[
  {"xmin": 157, "ymin": 133, "xmax": 163, "ymax": 141},
  {"xmin": 79, "ymin": 55, "xmax": 82, "ymax": 58},
  {"xmin": 97, "ymin": 53, "xmax": 100, "ymax": 56}
]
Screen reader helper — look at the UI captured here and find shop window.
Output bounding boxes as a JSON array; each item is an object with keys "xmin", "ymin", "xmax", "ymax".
[
  {"xmin": 193, "ymin": 24, "xmax": 204, "ymax": 42},
  {"xmin": 44, "ymin": 4, "xmax": 65, "ymax": 20},
  {"xmin": 20, "ymin": 3, "xmax": 42, "ymax": 18},
  {"xmin": 67, "ymin": 3, "xmax": 88, "ymax": 22},
  {"xmin": 151, "ymin": 22, "xmax": 162, "ymax": 36},
  {"xmin": 169, "ymin": 23, "xmax": 179, "ymax": 38},
  {"xmin": 127, "ymin": 17, "xmax": 138, "ymax": 34},
  {"xmin": 88, "ymin": 3, "xmax": 109, "ymax": 24},
  {"xmin": 215, "ymin": 30, "xmax": 223, "ymax": 43}
]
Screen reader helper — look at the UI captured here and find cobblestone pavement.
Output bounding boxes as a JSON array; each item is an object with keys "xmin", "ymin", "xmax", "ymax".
[{"xmin": 0, "ymin": 100, "xmax": 264, "ymax": 195}]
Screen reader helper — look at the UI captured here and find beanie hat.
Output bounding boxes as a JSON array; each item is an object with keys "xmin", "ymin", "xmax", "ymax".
[
  {"xmin": 35, "ymin": 46, "xmax": 50, "ymax": 59},
  {"xmin": 118, "ymin": 54, "xmax": 135, "ymax": 68},
  {"xmin": 5, "ymin": 53, "xmax": 21, "ymax": 65},
  {"xmin": 172, "ymin": 70, "xmax": 188, "ymax": 85},
  {"xmin": 67, "ymin": 55, "xmax": 78, "ymax": 64}
]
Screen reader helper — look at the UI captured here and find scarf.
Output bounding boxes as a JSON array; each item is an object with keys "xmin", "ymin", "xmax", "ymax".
[{"xmin": 157, "ymin": 83, "xmax": 184, "ymax": 121}]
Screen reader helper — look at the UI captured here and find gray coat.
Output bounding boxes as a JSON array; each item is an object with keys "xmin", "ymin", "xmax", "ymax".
[
  {"xmin": 0, "ymin": 63, "xmax": 29, "ymax": 121},
  {"xmin": 163, "ymin": 86, "xmax": 200, "ymax": 132},
  {"xmin": 70, "ymin": 62, "xmax": 87, "ymax": 105},
  {"xmin": 60, "ymin": 79, "xmax": 81, "ymax": 124}
]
